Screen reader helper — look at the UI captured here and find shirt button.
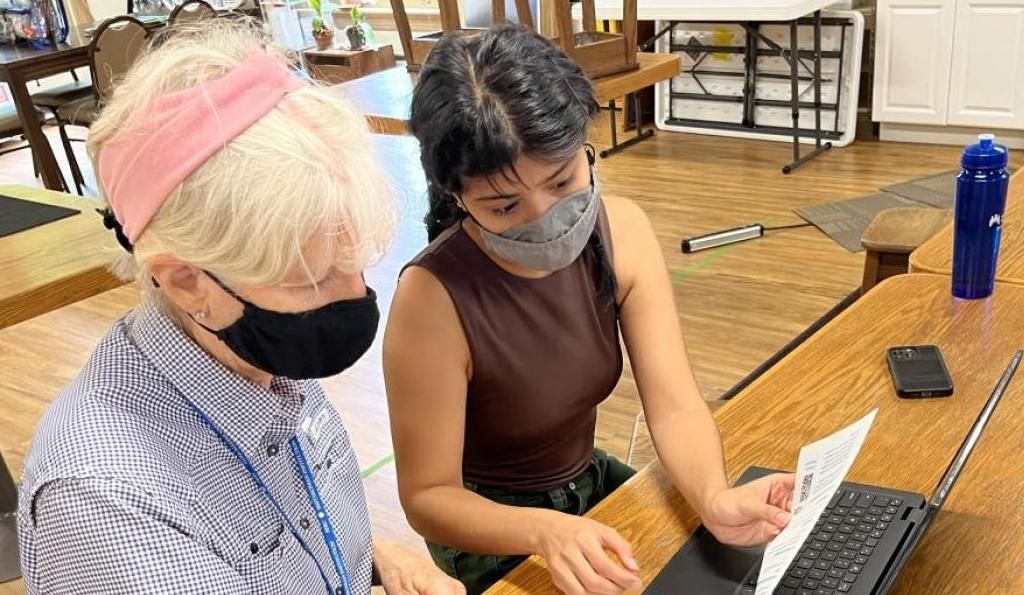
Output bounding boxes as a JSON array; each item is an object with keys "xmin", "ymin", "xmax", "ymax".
[
  {"xmin": 335, "ymin": 587, "xmax": 344, "ymax": 595},
  {"xmin": 568, "ymin": 482, "xmax": 576, "ymax": 490},
  {"xmin": 249, "ymin": 542, "xmax": 260, "ymax": 554},
  {"xmin": 300, "ymin": 517, "xmax": 311, "ymax": 529},
  {"xmin": 266, "ymin": 444, "xmax": 280, "ymax": 457}
]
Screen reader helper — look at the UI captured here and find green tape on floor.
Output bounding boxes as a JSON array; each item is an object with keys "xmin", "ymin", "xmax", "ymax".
[{"xmin": 360, "ymin": 452, "xmax": 395, "ymax": 479}]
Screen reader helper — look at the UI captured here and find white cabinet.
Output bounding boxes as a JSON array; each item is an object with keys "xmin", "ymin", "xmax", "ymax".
[
  {"xmin": 874, "ymin": 0, "xmax": 1024, "ymax": 130},
  {"xmin": 873, "ymin": 0, "xmax": 956, "ymax": 125},
  {"xmin": 947, "ymin": 0, "xmax": 1024, "ymax": 128}
]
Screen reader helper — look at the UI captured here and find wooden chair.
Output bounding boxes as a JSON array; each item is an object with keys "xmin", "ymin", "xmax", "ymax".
[
  {"xmin": 553, "ymin": 0, "xmax": 637, "ymax": 78},
  {"xmin": 861, "ymin": 208, "xmax": 953, "ymax": 294},
  {"xmin": 55, "ymin": 16, "xmax": 151, "ymax": 195},
  {"xmin": 169, "ymin": 0, "xmax": 216, "ymax": 24},
  {"xmin": 389, "ymin": 0, "xmax": 534, "ymax": 71}
]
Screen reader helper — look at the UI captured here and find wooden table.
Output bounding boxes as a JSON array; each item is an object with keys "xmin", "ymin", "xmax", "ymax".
[
  {"xmin": 910, "ymin": 169, "xmax": 1024, "ymax": 285},
  {"xmin": 0, "ymin": 29, "xmax": 97, "ymax": 191},
  {"xmin": 489, "ymin": 273, "xmax": 1024, "ymax": 594},
  {"xmin": 303, "ymin": 44, "xmax": 397, "ymax": 85},
  {"xmin": 0, "ymin": 185, "xmax": 122, "ymax": 329},
  {"xmin": 332, "ymin": 52, "xmax": 681, "ymax": 140}
]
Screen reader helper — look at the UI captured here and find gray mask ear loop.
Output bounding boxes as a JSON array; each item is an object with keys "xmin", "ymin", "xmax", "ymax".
[{"xmin": 452, "ymin": 191, "xmax": 485, "ymax": 231}]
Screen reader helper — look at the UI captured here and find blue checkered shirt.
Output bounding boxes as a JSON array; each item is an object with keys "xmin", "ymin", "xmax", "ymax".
[{"xmin": 17, "ymin": 300, "xmax": 374, "ymax": 594}]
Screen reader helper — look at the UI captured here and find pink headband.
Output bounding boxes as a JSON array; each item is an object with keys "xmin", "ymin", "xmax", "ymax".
[{"xmin": 97, "ymin": 51, "xmax": 304, "ymax": 244}]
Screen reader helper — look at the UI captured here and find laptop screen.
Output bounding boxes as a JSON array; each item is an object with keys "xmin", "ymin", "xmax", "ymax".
[{"xmin": 928, "ymin": 350, "xmax": 1021, "ymax": 510}]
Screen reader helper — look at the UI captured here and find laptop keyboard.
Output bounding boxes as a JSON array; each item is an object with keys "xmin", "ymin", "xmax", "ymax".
[{"xmin": 737, "ymin": 488, "xmax": 904, "ymax": 595}]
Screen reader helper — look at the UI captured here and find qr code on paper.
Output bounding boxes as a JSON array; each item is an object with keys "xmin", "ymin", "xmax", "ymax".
[{"xmin": 799, "ymin": 473, "xmax": 814, "ymax": 504}]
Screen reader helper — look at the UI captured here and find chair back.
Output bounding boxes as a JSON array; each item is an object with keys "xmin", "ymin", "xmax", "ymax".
[
  {"xmin": 169, "ymin": 0, "xmax": 216, "ymax": 24},
  {"xmin": 89, "ymin": 16, "xmax": 151, "ymax": 102}
]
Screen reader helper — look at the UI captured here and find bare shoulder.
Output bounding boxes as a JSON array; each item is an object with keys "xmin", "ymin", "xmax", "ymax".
[
  {"xmin": 600, "ymin": 194, "xmax": 661, "ymax": 285},
  {"xmin": 602, "ymin": 193, "xmax": 652, "ymax": 235},
  {"xmin": 393, "ymin": 265, "xmax": 451, "ymax": 311},
  {"xmin": 384, "ymin": 265, "xmax": 469, "ymax": 368},
  {"xmin": 387, "ymin": 265, "xmax": 460, "ymax": 339}
]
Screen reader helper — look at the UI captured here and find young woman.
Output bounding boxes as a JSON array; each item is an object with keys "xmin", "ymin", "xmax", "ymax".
[
  {"xmin": 384, "ymin": 25, "xmax": 795, "ymax": 595},
  {"xmin": 18, "ymin": 22, "xmax": 461, "ymax": 595}
]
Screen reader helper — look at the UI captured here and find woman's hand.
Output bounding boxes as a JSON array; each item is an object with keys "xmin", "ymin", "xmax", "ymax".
[
  {"xmin": 535, "ymin": 510, "xmax": 642, "ymax": 595},
  {"xmin": 701, "ymin": 473, "xmax": 795, "ymax": 547},
  {"xmin": 375, "ymin": 540, "xmax": 466, "ymax": 595}
]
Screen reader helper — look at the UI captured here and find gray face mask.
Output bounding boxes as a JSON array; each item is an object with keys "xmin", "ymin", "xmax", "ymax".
[{"xmin": 475, "ymin": 176, "xmax": 600, "ymax": 272}]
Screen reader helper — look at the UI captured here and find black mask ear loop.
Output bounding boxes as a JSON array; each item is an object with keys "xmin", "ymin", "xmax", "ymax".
[
  {"xmin": 185, "ymin": 272, "xmax": 252, "ymax": 336},
  {"xmin": 202, "ymin": 271, "xmax": 255, "ymax": 308}
]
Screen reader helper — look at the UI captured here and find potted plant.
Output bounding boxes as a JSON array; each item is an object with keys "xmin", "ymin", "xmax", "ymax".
[
  {"xmin": 310, "ymin": 0, "xmax": 334, "ymax": 50},
  {"xmin": 344, "ymin": 6, "xmax": 371, "ymax": 51}
]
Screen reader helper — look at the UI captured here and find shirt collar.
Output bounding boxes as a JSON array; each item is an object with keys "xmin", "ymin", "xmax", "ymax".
[{"xmin": 129, "ymin": 299, "xmax": 307, "ymax": 455}]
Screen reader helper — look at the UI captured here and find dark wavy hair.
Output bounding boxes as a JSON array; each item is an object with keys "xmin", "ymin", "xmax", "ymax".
[{"xmin": 409, "ymin": 24, "xmax": 617, "ymax": 303}]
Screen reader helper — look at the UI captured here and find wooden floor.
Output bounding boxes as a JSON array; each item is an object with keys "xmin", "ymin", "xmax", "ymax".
[{"xmin": 1, "ymin": 125, "xmax": 1012, "ymax": 593}]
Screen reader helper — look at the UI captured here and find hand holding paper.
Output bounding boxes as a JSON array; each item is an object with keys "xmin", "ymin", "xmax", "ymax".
[
  {"xmin": 755, "ymin": 409, "xmax": 878, "ymax": 595},
  {"xmin": 703, "ymin": 473, "xmax": 796, "ymax": 546}
]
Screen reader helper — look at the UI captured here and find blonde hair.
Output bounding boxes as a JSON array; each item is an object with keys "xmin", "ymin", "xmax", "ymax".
[{"xmin": 88, "ymin": 19, "xmax": 396, "ymax": 304}]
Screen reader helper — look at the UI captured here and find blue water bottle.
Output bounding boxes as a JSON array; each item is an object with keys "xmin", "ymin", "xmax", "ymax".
[{"xmin": 952, "ymin": 133, "xmax": 1010, "ymax": 299}]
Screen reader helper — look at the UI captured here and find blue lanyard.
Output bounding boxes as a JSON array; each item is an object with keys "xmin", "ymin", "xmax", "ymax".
[
  {"xmin": 289, "ymin": 436, "xmax": 353, "ymax": 595},
  {"xmin": 185, "ymin": 400, "xmax": 353, "ymax": 595}
]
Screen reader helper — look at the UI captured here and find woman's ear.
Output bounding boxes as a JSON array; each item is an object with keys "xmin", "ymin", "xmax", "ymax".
[{"xmin": 148, "ymin": 256, "xmax": 210, "ymax": 317}]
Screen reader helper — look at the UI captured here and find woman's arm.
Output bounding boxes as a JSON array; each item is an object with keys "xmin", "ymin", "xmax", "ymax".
[
  {"xmin": 604, "ymin": 196, "xmax": 729, "ymax": 512},
  {"xmin": 605, "ymin": 196, "xmax": 793, "ymax": 546},
  {"xmin": 383, "ymin": 266, "xmax": 640, "ymax": 594},
  {"xmin": 373, "ymin": 539, "xmax": 465, "ymax": 594}
]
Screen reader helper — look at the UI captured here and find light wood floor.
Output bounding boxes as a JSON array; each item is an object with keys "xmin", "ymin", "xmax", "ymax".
[{"xmin": 1, "ymin": 125, "xmax": 1014, "ymax": 594}]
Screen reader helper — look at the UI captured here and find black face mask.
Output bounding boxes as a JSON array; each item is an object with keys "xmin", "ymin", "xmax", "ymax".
[{"xmin": 196, "ymin": 273, "xmax": 380, "ymax": 380}]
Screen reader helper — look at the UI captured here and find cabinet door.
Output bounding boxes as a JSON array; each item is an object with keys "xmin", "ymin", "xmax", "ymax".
[
  {"xmin": 947, "ymin": 0, "xmax": 1024, "ymax": 129},
  {"xmin": 873, "ymin": 0, "xmax": 957, "ymax": 124}
]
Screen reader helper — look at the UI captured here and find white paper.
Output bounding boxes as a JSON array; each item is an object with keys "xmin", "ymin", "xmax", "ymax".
[{"xmin": 755, "ymin": 409, "xmax": 878, "ymax": 595}]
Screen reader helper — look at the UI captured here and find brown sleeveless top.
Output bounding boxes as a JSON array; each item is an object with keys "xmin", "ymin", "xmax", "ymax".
[{"xmin": 407, "ymin": 205, "xmax": 622, "ymax": 492}]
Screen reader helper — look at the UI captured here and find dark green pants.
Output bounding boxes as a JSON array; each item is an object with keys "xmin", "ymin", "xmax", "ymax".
[{"xmin": 427, "ymin": 449, "xmax": 637, "ymax": 595}]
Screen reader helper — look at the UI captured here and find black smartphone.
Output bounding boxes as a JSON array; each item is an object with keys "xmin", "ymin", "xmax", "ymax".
[{"xmin": 886, "ymin": 345, "xmax": 954, "ymax": 398}]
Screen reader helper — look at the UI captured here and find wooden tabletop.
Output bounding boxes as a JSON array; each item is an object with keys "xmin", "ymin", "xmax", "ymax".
[
  {"xmin": 0, "ymin": 185, "xmax": 123, "ymax": 330},
  {"xmin": 910, "ymin": 169, "xmax": 1024, "ymax": 284},
  {"xmin": 331, "ymin": 52, "xmax": 680, "ymax": 136},
  {"xmin": 331, "ymin": 64, "xmax": 415, "ymax": 136},
  {"xmin": 592, "ymin": 52, "xmax": 680, "ymax": 106},
  {"xmin": 488, "ymin": 273, "xmax": 1024, "ymax": 594},
  {"xmin": 0, "ymin": 17, "xmax": 167, "ymax": 70},
  {"xmin": 0, "ymin": 28, "xmax": 92, "ymax": 70}
]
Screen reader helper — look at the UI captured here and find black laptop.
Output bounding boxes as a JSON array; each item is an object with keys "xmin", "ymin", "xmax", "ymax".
[{"xmin": 646, "ymin": 351, "xmax": 1022, "ymax": 595}]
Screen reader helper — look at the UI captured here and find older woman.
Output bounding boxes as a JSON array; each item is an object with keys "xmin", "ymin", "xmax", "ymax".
[{"xmin": 16, "ymin": 22, "xmax": 461, "ymax": 595}]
